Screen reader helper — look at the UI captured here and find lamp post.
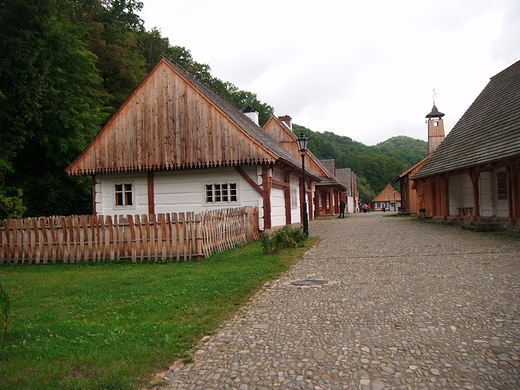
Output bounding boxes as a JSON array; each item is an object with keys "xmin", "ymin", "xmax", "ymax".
[{"xmin": 297, "ymin": 131, "xmax": 309, "ymax": 237}]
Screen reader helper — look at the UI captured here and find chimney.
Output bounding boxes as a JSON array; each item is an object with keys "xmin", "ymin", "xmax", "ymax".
[
  {"xmin": 243, "ymin": 106, "xmax": 259, "ymax": 125},
  {"xmin": 425, "ymin": 104, "xmax": 445, "ymax": 155},
  {"xmin": 278, "ymin": 115, "xmax": 292, "ymax": 130}
]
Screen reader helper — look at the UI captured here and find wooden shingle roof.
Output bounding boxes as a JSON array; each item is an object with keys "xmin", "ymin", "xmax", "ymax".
[
  {"xmin": 414, "ymin": 60, "xmax": 520, "ymax": 179},
  {"xmin": 67, "ymin": 59, "xmax": 303, "ymax": 175}
]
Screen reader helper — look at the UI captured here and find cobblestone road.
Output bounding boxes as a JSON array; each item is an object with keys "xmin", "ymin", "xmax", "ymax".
[{"xmin": 151, "ymin": 213, "xmax": 520, "ymax": 390}]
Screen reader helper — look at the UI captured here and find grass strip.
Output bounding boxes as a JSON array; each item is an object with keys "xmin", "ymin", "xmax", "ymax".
[{"xmin": 0, "ymin": 238, "xmax": 317, "ymax": 390}]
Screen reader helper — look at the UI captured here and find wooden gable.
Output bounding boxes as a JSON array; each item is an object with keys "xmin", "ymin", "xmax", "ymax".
[
  {"xmin": 373, "ymin": 184, "xmax": 401, "ymax": 202},
  {"xmin": 263, "ymin": 116, "xmax": 329, "ymax": 179},
  {"xmin": 67, "ymin": 59, "xmax": 282, "ymax": 176}
]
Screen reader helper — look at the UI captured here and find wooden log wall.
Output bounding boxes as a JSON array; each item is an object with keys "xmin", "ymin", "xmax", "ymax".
[{"xmin": 0, "ymin": 207, "xmax": 259, "ymax": 264}]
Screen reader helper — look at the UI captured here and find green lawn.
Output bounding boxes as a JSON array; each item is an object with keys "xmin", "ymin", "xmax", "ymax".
[{"xmin": 0, "ymin": 238, "xmax": 317, "ymax": 390}]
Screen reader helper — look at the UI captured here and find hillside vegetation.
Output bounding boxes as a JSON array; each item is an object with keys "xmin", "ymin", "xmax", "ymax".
[{"xmin": 293, "ymin": 125, "xmax": 427, "ymax": 202}]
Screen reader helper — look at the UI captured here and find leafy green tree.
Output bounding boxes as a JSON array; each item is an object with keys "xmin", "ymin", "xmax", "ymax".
[
  {"xmin": 0, "ymin": 0, "xmax": 53, "ymax": 164},
  {"xmin": 86, "ymin": 0, "xmax": 147, "ymax": 112},
  {"xmin": 357, "ymin": 176, "xmax": 375, "ymax": 204},
  {"xmin": 375, "ymin": 136, "xmax": 427, "ymax": 166},
  {"xmin": 1, "ymin": 0, "xmax": 108, "ymax": 216}
]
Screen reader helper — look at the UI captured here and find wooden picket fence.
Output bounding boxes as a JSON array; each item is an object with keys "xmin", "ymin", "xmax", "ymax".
[{"xmin": 0, "ymin": 206, "xmax": 259, "ymax": 264}]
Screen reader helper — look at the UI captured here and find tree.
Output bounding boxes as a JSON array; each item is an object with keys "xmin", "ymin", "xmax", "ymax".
[
  {"xmin": 0, "ymin": 0, "xmax": 53, "ymax": 164},
  {"xmin": 86, "ymin": 0, "xmax": 148, "ymax": 112},
  {"xmin": 1, "ymin": 0, "xmax": 108, "ymax": 216}
]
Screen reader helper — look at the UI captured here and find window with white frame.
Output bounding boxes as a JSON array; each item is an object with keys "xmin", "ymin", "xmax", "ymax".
[
  {"xmin": 291, "ymin": 187, "xmax": 298, "ymax": 209},
  {"xmin": 205, "ymin": 183, "xmax": 238, "ymax": 203},
  {"xmin": 115, "ymin": 183, "xmax": 133, "ymax": 206}
]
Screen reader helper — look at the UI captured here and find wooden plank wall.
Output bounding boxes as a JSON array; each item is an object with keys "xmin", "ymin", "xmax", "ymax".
[{"xmin": 0, "ymin": 207, "xmax": 259, "ymax": 264}]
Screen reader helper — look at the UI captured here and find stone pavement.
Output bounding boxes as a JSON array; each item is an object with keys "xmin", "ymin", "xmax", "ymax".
[{"xmin": 151, "ymin": 212, "xmax": 520, "ymax": 390}]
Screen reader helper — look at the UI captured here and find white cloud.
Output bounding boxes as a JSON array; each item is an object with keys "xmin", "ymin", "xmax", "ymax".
[{"xmin": 140, "ymin": 0, "xmax": 520, "ymax": 145}]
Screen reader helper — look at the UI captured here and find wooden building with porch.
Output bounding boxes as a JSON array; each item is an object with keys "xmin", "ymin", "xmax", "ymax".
[
  {"xmin": 315, "ymin": 159, "xmax": 347, "ymax": 217},
  {"xmin": 411, "ymin": 60, "xmax": 520, "ymax": 230}
]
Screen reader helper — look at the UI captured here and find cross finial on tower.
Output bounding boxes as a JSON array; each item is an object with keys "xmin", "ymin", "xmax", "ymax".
[{"xmin": 432, "ymin": 88, "xmax": 437, "ymax": 105}]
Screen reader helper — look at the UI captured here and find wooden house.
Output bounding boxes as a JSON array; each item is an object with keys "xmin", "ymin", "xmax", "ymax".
[
  {"xmin": 66, "ymin": 58, "xmax": 321, "ymax": 231},
  {"xmin": 372, "ymin": 184, "xmax": 401, "ymax": 211},
  {"xmin": 411, "ymin": 60, "xmax": 520, "ymax": 229},
  {"xmin": 262, "ymin": 115, "xmax": 330, "ymax": 221},
  {"xmin": 315, "ymin": 159, "xmax": 348, "ymax": 216},
  {"xmin": 262, "ymin": 115, "xmax": 355, "ymax": 217}
]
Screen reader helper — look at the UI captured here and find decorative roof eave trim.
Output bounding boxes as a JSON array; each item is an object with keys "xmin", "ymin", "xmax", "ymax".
[
  {"xmin": 412, "ymin": 154, "xmax": 520, "ymax": 180},
  {"xmin": 68, "ymin": 157, "xmax": 281, "ymax": 176}
]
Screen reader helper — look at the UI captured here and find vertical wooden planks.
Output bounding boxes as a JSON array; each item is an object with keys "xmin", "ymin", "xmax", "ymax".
[{"xmin": 0, "ymin": 207, "xmax": 259, "ymax": 263}]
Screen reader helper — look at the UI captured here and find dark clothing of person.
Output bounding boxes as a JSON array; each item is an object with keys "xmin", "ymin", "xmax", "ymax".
[{"xmin": 339, "ymin": 200, "xmax": 346, "ymax": 218}]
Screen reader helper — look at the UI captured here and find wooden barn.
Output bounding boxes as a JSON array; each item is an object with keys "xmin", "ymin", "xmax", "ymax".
[
  {"xmin": 66, "ymin": 58, "xmax": 321, "ymax": 231},
  {"xmin": 411, "ymin": 60, "xmax": 520, "ymax": 229}
]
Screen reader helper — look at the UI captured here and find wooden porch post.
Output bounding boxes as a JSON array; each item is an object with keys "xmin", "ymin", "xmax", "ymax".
[
  {"xmin": 506, "ymin": 163, "xmax": 520, "ymax": 219},
  {"xmin": 469, "ymin": 171, "xmax": 480, "ymax": 217},
  {"xmin": 262, "ymin": 165, "xmax": 272, "ymax": 229},
  {"xmin": 430, "ymin": 179, "xmax": 436, "ymax": 216},
  {"xmin": 147, "ymin": 171, "xmax": 155, "ymax": 215},
  {"xmin": 442, "ymin": 174, "xmax": 450, "ymax": 217},
  {"xmin": 283, "ymin": 171, "xmax": 291, "ymax": 225},
  {"xmin": 92, "ymin": 175, "xmax": 97, "ymax": 216},
  {"xmin": 308, "ymin": 183, "xmax": 314, "ymax": 221}
]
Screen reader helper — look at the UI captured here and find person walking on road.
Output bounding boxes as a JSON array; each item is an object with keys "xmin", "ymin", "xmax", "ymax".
[{"xmin": 339, "ymin": 200, "xmax": 346, "ymax": 218}]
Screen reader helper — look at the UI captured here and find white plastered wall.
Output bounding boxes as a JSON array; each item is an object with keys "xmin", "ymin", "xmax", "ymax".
[
  {"xmin": 448, "ymin": 174, "xmax": 472, "ymax": 215},
  {"xmin": 95, "ymin": 166, "xmax": 261, "ymax": 217}
]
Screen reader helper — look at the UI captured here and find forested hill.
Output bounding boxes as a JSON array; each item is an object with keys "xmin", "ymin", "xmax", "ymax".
[
  {"xmin": 293, "ymin": 124, "xmax": 427, "ymax": 202},
  {"xmin": 0, "ymin": 0, "xmax": 425, "ymax": 217}
]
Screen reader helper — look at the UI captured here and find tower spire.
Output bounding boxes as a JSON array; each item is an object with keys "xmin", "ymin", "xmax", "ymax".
[{"xmin": 426, "ymin": 91, "xmax": 445, "ymax": 155}]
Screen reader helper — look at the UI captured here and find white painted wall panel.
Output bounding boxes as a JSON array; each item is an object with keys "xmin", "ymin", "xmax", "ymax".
[
  {"xmin": 448, "ymin": 174, "xmax": 464, "ymax": 215},
  {"xmin": 96, "ymin": 167, "xmax": 262, "ymax": 217},
  {"xmin": 270, "ymin": 186, "xmax": 286, "ymax": 228},
  {"xmin": 154, "ymin": 167, "xmax": 260, "ymax": 214},
  {"xmin": 290, "ymin": 173, "xmax": 301, "ymax": 224},
  {"xmin": 96, "ymin": 173, "xmax": 148, "ymax": 216},
  {"xmin": 462, "ymin": 175, "xmax": 473, "ymax": 206},
  {"xmin": 479, "ymin": 172, "xmax": 493, "ymax": 217}
]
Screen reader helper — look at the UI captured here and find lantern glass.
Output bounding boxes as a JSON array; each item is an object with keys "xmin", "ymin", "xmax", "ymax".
[{"xmin": 297, "ymin": 132, "xmax": 308, "ymax": 152}]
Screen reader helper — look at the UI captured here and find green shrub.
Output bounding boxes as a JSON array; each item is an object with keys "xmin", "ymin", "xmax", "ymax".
[{"xmin": 261, "ymin": 225, "xmax": 307, "ymax": 254}]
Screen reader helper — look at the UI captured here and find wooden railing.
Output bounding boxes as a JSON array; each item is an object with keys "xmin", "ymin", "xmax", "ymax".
[{"xmin": 0, "ymin": 207, "xmax": 259, "ymax": 264}]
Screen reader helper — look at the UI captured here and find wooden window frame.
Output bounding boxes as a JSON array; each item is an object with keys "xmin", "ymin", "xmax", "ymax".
[
  {"xmin": 115, "ymin": 183, "xmax": 134, "ymax": 207},
  {"xmin": 497, "ymin": 172, "xmax": 507, "ymax": 200},
  {"xmin": 205, "ymin": 183, "xmax": 238, "ymax": 204}
]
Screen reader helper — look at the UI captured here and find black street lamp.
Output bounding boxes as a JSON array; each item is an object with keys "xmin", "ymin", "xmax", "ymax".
[{"xmin": 297, "ymin": 131, "xmax": 309, "ymax": 237}]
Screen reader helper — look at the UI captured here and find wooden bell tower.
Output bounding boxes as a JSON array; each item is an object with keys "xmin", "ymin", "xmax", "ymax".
[{"xmin": 425, "ymin": 102, "xmax": 445, "ymax": 155}]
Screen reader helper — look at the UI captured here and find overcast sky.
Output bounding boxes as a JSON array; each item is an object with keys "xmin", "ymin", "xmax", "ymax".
[{"xmin": 139, "ymin": 0, "xmax": 520, "ymax": 146}]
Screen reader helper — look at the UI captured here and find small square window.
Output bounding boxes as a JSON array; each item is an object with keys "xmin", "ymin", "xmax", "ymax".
[
  {"xmin": 115, "ymin": 183, "xmax": 133, "ymax": 206},
  {"xmin": 205, "ymin": 183, "xmax": 238, "ymax": 204}
]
